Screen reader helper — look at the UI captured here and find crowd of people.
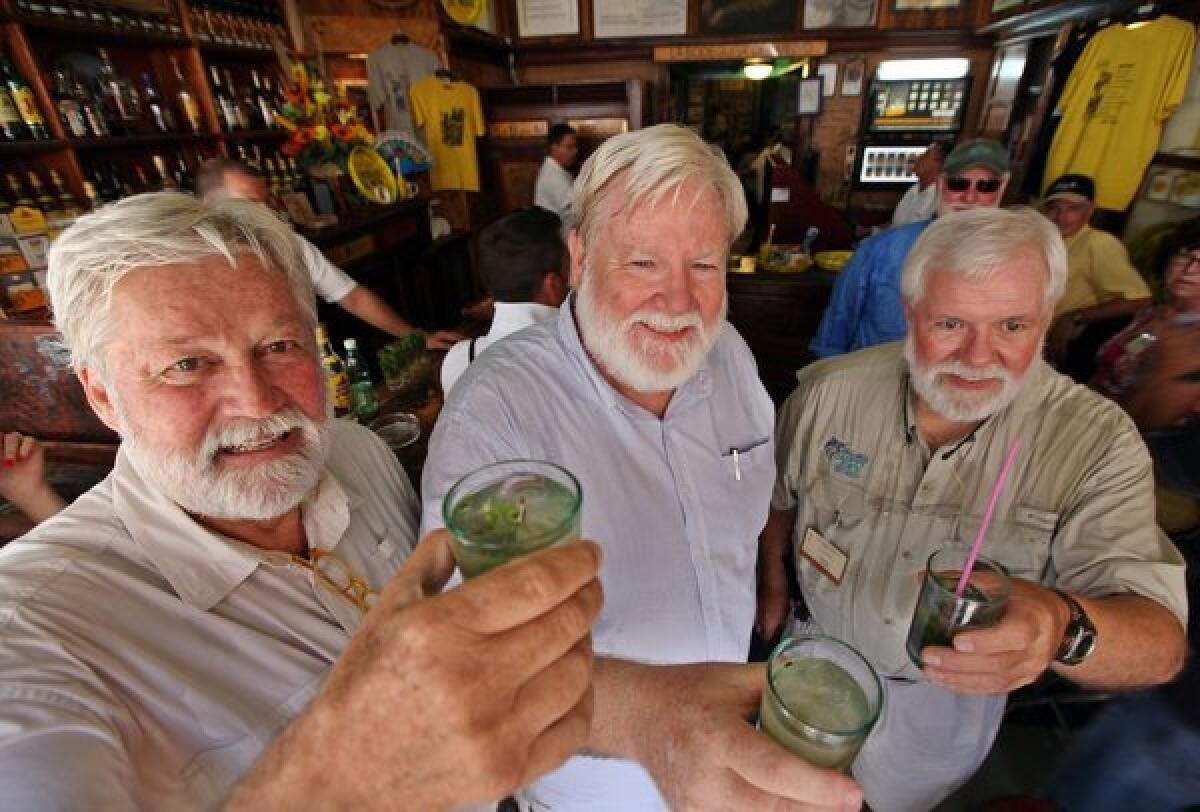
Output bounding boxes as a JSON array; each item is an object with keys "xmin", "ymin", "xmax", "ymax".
[{"xmin": 0, "ymin": 122, "xmax": 1194, "ymax": 811}]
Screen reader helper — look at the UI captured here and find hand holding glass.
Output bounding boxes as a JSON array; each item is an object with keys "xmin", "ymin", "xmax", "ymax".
[{"xmin": 906, "ymin": 547, "xmax": 1011, "ymax": 667}]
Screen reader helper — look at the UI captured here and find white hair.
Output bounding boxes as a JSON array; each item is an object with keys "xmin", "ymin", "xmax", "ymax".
[
  {"xmin": 46, "ymin": 192, "xmax": 315, "ymax": 378},
  {"xmin": 572, "ymin": 123, "xmax": 748, "ymax": 250},
  {"xmin": 901, "ymin": 206, "xmax": 1066, "ymax": 309}
]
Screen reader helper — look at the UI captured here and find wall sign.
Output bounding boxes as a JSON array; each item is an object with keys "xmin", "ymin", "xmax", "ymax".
[
  {"xmin": 517, "ymin": 0, "xmax": 579, "ymax": 37},
  {"xmin": 594, "ymin": 0, "xmax": 685, "ymax": 38}
]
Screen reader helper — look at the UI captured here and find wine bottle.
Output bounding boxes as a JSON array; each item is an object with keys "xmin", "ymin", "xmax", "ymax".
[
  {"xmin": 1, "ymin": 51, "xmax": 48, "ymax": 140},
  {"xmin": 170, "ymin": 56, "xmax": 203, "ymax": 134}
]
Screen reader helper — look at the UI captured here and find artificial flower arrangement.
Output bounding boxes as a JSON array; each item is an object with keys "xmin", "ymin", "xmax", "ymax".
[{"xmin": 277, "ymin": 59, "xmax": 374, "ymax": 174}]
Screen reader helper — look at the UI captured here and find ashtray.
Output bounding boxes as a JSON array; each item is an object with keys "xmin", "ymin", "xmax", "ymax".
[{"xmin": 370, "ymin": 412, "xmax": 421, "ymax": 452}]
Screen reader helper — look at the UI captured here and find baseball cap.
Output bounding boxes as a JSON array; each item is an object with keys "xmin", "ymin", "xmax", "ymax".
[
  {"xmin": 1043, "ymin": 174, "xmax": 1095, "ymax": 204},
  {"xmin": 942, "ymin": 139, "xmax": 1009, "ymax": 176}
]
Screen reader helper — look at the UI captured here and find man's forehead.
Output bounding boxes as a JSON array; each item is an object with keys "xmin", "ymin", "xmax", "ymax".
[{"xmin": 947, "ymin": 165, "xmax": 1001, "ymax": 178}]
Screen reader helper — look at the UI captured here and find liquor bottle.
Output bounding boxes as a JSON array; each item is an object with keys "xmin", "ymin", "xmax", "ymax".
[
  {"xmin": 96, "ymin": 48, "xmax": 142, "ymax": 134},
  {"xmin": 250, "ymin": 69, "xmax": 276, "ymax": 129},
  {"xmin": 342, "ymin": 338, "xmax": 379, "ymax": 424},
  {"xmin": 74, "ymin": 76, "xmax": 108, "ymax": 137},
  {"xmin": 51, "ymin": 69, "xmax": 88, "ymax": 138},
  {"xmin": 149, "ymin": 154, "xmax": 175, "ymax": 190},
  {"xmin": 49, "ymin": 170, "xmax": 84, "ymax": 217},
  {"xmin": 81, "ymin": 180, "xmax": 102, "ymax": 210},
  {"xmin": 1, "ymin": 51, "xmax": 48, "ymax": 140},
  {"xmin": 224, "ymin": 69, "xmax": 252, "ymax": 130},
  {"xmin": 27, "ymin": 171, "xmax": 59, "ymax": 220},
  {"xmin": 315, "ymin": 324, "xmax": 352, "ymax": 417},
  {"xmin": 109, "ymin": 162, "xmax": 133, "ymax": 198},
  {"xmin": 133, "ymin": 163, "xmax": 152, "ymax": 193},
  {"xmin": 173, "ymin": 153, "xmax": 193, "ymax": 191},
  {"xmin": 141, "ymin": 72, "xmax": 175, "ymax": 133},
  {"xmin": 209, "ymin": 65, "xmax": 239, "ymax": 131},
  {"xmin": 0, "ymin": 79, "xmax": 26, "ymax": 140},
  {"xmin": 170, "ymin": 56, "xmax": 202, "ymax": 134},
  {"xmin": 6, "ymin": 173, "xmax": 47, "ymax": 234}
]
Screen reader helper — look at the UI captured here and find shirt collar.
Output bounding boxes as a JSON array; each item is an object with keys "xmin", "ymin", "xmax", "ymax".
[
  {"xmin": 554, "ymin": 292, "xmax": 713, "ymax": 418},
  {"xmin": 110, "ymin": 446, "xmax": 356, "ymax": 610},
  {"xmin": 490, "ymin": 301, "xmax": 559, "ymax": 336}
]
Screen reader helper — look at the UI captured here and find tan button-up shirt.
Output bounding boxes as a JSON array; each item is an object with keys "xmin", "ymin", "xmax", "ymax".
[{"xmin": 773, "ymin": 342, "xmax": 1187, "ymax": 680}]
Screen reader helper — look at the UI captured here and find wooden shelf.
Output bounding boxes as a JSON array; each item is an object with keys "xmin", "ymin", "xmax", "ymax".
[
  {"xmin": 68, "ymin": 133, "xmax": 220, "ymax": 150},
  {"xmin": 0, "ymin": 138, "xmax": 68, "ymax": 156},
  {"xmin": 197, "ymin": 41, "xmax": 279, "ymax": 59},
  {"xmin": 221, "ymin": 129, "xmax": 289, "ymax": 142},
  {"xmin": 1152, "ymin": 152, "xmax": 1200, "ymax": 171},
  {"xmin": 11, "ymin": 13, "xmax": 191, "ymax": 46}
]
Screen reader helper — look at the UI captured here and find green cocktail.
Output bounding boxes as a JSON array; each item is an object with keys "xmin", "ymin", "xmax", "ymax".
[
  {"xmin": 759, "ymin": 635, "xmax": 882, "ymax": 771},
  {"xmin": 906, "ymin": 548, "xmax": 1010, "ymax": 668},
  {"xmin": 443, "ymin": 461, "xmax": 582, "ymax": 578}
]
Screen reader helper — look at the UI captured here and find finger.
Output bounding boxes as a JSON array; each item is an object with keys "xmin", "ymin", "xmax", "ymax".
[
  {"xmin": 920, "ymin": 645, "xmax": 1022, "ymax": 676},
  {"xmin": 450, "ymin": 540, "xmax": 603, "ymax": 634},
  {"xmin": 16, "ymin": 435, "xmax": 35, "ymax": 462},
  {"xmin": 510, "ymin": 637, "xmax": 594, "ymax": 746},
  {"xmin": 390, "ymin": 529, "xmax": 458, "ymax": 597},
  {"xmin": 728, "ymin": 721, "xmax": 863, "ymax": 809},
  {"xmin": 925, "ymin": 667, "xmax": 1031, "ymax": 696},
  {"xmin": 481, "ymin": 579, "xmax": 602, "ymax": 679},
  {"xmin": 517, "ymin": 685, "xmax": 594, "ymax": 790},
  {"xmin": 2, "ymin": 433, "xmax": 17, "ymax": 466}
]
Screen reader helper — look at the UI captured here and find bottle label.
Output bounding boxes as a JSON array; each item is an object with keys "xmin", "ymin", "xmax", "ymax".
[
  {"xmin": 9, "ymin": 205, "xmax": 47, "ymax": 234},
  {"xmin": 11, "ymin": 88, "xmax": 44, "ymax": 125},
  {"xmin": 0, "ymin": 91, "xmax": 21, "ymax": 125}
]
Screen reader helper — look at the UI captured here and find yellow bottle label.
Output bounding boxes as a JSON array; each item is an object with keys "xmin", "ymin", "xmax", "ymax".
[
  {"xmin": 0, "ymin": 91, "xmax": 20, "ymax": 125},
  {"xmin": 325, "ymin": 369, "xmax": 352, "ymax": 409},
  {"xmin": 11, "ymin": 88, "xmax": 44, "ymax": 126},
  {"xmin": 9, "ymin": 205, "xmax": 47, "ymax": 234}
]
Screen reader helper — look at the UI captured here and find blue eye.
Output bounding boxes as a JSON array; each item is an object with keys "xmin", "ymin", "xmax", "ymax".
[{"xmin": 173, "ymin": 358, "xmax": 201, "ymax": 372}]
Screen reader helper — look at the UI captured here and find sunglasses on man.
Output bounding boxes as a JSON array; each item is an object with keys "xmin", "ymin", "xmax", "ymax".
[{"xmin": 944, "ymin": 176, "xmax": 1004, "ymax": 194}]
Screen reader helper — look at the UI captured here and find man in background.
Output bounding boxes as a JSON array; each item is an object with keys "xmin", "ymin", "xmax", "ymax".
[
  {"xmin": 441, "ymin": 206, "xmax": 568, "ymax": 394},
  {"xmin": 534, "ymin": 123, "xmax": 580, "ymax": 234},
  {"xmin": 891, "ymin": 142, "xmax": 945, "ymax": 226},
  {"xmin": 196, "ymin": 158, "xmax": 460, "ymax": 349},
  {"xmin": 810, "ymin": 139, "xmax": 1010, "ymax": 358},
  {"xmin": 1039, "ymin": 174, "xmax": 1152, "ymax": 371}
]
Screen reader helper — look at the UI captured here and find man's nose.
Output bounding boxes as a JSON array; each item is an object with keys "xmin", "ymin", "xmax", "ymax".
[
  {"xmin": 658, "ymin": 263, "xmax": 696, "ymax": 313},
  {"xmin": 961, "ymin": 328, "xmax": 995, "ymax": 366},
  {"xmin": 221, "ymin": 362, "xmax": 286, "ymax": 418}
]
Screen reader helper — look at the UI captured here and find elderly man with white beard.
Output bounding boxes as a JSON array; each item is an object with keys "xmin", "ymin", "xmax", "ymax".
[
  {"xmin": 420, "ymin": 124, "xmax": 863, "ymax": 811},
  {"xmin": 757, "ymin": 207, "xmax": 1188, "ymax": 812},
  {"xmin": 0, "ymin": 192, "xmax": 606, "ymax": 810}
]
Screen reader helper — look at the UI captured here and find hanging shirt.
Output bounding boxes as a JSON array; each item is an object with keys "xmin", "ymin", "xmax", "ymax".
[
  {"xmin": 0, "ymin": 420, "xmax": 420, "ymax": 809},
  {"xmin": 891, "ymin": 182, "xmax": 938, "ymax": 226},
  {"xmin": 365, "ymin": 42, "xmax": 440, "ymax": 137},
  {"xmin": 533, "ymin": 156, "xmax": 576, "ymax": 233},
  {"xmin": 1046, "ymin": 15, "xmax": 1196, "ymax": 210},
  {"xmin": 1055, "ymin": 224, "xmax": 1151, "ymax": 315},
  {"xmin": 409, "ymin": 76, "xmax": 485, "ymax": 192}
]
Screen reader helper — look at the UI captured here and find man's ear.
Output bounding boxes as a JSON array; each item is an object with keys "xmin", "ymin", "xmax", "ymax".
[
  {"xmin": 567, "ymin": 229, "xmax": 585, "ymax": 289},
  {"xmin": 538, "ymin": 270, "xmax": 568, "ymax": 307},
  {"xmin": 78, "ymin": 366, "xmax": 121, "ymax": 434}
]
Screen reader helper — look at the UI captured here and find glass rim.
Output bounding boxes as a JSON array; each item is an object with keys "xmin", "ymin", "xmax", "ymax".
[
  {"xmin": 442, "ymin": 459, "xmax": 582, "ymax": 551},
  {"xmin": 766, "ymin": 634, "xmax": 883, "ymax": 741},
  {"xmin": 924, "ymin": 548, "xmax": 1011, "ymax": 602}
]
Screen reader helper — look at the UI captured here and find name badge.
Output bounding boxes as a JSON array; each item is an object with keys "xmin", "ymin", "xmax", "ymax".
[{"xmin": 800, "ymin": 527, "xmax": 847, "ymax": 585}]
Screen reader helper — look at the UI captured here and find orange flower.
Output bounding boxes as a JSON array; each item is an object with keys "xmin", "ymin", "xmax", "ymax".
[
  {"xmin": 331, "ymin": 123, "xmax": 355, "ymax": 142},
  {"xmin": 283, "ymin": 85, "xmax": 304, "ymax": 106}
]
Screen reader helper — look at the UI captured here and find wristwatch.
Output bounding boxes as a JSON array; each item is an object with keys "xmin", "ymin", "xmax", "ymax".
[{"xmin": 1053, "ymin": 590, "xmax": 1098, "ymax": 666}]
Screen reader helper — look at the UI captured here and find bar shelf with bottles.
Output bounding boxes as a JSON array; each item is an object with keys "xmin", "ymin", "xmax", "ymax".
[{"xmin": 6, "ymin": 1, "xmax": 189, "ymax": 46}]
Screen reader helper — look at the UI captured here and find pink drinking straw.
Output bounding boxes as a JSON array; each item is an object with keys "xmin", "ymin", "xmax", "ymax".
[{"xmin": 955, "ymin": 438, "xmax": 1021, "ymax": 598}]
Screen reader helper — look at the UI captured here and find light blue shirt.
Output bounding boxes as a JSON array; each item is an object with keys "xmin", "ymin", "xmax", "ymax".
[
  {"xmin": 809, "ymin": 219, "xmax": 931, "ymax": 358},
  {"xmin": 420, "ymin": 296, "xmax": 775, "ymax": 811}
]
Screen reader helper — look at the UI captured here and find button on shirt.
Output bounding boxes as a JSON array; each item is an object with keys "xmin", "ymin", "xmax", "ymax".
[
  {"xmin": 421, "ymin": 297, "xmax": 776, "ymax": 811},
  {"xmin": 440, "ymin": 301, "xmax": 559, "ymax": 395},
  {"xmin": 533, "ymin": 155, "xmax": 575, "ymax": 233},
  {"xmin": 809, "ymin": 219, "xmax": 930, "ymax": 358},
  {"xmin": 0, "ymin": 420, "xmax": 419, "ymax": 809},
  {"xmin": 773, "ymin": 342, "xmax": 1187, "ymax": 681}
]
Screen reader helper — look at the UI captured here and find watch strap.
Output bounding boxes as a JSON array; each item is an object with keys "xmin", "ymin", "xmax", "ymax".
[{"xmin": 1053, "ymin": 589, "xmax": 1096, "ymax": 665}]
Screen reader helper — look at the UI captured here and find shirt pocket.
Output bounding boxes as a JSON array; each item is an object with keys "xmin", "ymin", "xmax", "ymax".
[
  {"xmin": 954, "ymin": 506, "xmax": 1057, "ymax": 582},
  {"xmin": 718, "ymin": 436, "xmax": 772, "ymax": 483}
]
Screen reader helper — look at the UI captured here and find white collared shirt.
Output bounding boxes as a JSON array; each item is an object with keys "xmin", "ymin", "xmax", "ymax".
[
  {"xmin": 0, "ymin": 420, "xmax": 419, "ymax": 810},
  {"xmin": 422, "ymin": 298, "xmax": 776, "ymax": 811},
  {"xmin": 891, "ymin": 182, "xmax": 938, "ymax": 226},
  {"xmin": 533, "ymin": 156, "xmax": 575, "ymax": 233},
  {"xmin": 441, "ymin": 301, "xmax": 559, "ymax": 395}
]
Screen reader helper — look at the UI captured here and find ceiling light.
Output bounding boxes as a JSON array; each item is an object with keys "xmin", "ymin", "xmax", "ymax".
[
  {"xmin": 743, "ymin": 60, "xmax": 773, "ymax": 81},
  {"xmin": 876, "ymin": 58, "xmax": 969, "ymax": 81}
]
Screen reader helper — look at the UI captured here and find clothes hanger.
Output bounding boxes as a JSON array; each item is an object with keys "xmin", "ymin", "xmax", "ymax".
[
  {"xmin": 1123, "ymin": 2, "xmax": 1161, "ymax": 25},
  {"xmin": 391, "ymin": 31, "xmax": 411, "ymax": 45},
  {"xmin": 435, "ymin": 67, "xmax": 454, "ymax": 81}
]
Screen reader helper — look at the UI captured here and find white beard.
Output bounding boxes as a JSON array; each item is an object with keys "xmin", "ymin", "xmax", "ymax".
[
  {"xmin": 117, "ymin": 402, "xmax": 331, "ymax": 521},
  {"xmin": 575, "ymin": 268, "xmax": 726, "ymax": 394},
  {"xmin": 903, "ymin": 335, "xmax": 1026, "ymax": 422}
]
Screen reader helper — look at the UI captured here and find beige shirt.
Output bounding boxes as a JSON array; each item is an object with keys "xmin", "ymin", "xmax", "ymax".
[
  {"xmin": 773, "ymin": 343, "xmax": 1187, "ymax": 680},
  {"xmin": 1056, "ymin": 225, "xmax": 1151, "ymax": 315},
  {"xmin": 0, "ymin": 420, "xmax": 419, "ymax": 810}
]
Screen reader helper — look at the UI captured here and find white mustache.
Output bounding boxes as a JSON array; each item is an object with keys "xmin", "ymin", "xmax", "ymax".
[
  {"xmin": 199, "ymin": 409, "xmax": 313, "ymax": 462},
  {"xmin": 929, "ymin": 361, "xmax": 1011, "ymax": 384},
  {"xmin": 628, "ymin": 310, "xmax": 704, "ymax": 333}
]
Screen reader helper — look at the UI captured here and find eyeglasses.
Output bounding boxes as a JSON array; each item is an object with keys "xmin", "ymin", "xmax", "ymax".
[
  {"xmin": 290, "ymin": 548, "xmax": 378, "ymax": 614},
  {"xmin": 944, "ymin": 176, "xmax": 1003, "ymax": 194},
  {"xmin": 1170, "ymin": 250, "xmax": 1200, "ymax": 270}
]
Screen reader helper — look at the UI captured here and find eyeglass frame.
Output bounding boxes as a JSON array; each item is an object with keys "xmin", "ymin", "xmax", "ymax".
[
  {"xmin": 943, "ymin": 175, "xmax": 1004, "ymax": 194},
  {"xmin": 290, "ymin": 548, "xmax": 379, "ymax": 615},
  {"xmin": 1169, "ymin": 249, "xmax": 1200, "ymax": 270}
]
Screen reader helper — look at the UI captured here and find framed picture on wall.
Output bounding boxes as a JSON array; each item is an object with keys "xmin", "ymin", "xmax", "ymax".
[
  {"xmin": 990, "ymin": 0, "xmax": 1023, "ymax": 12},
  {"xmin": 803, "ymin": 0, "xmax": 877, "ymax": 29},
  {"xmin": 817, "ymin": 63, "xmax": 838, "ymax": 97},
  {"xmin": 797, "ymin": 77, "xmax": 823, "ymax": 115},
  {"xmin": 841, "ymin": 58, "xmax": 865, "ymax": 96},
  {"xmin": 700, "ymin": 0, "xmax": 796, "ymax": 35},
  {"xmin": 893, "ymin": 0, "xmax": 960, "ymax": 10}
]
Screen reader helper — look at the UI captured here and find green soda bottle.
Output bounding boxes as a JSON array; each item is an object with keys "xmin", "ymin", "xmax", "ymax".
[{"xmin": 343, "ymin": 338, "xmax": 380, "ymax": 424}]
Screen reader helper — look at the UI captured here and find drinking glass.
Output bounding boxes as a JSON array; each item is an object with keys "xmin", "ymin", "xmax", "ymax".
[
  {"xmin": 906, "ymin": 547, "xmax": 1011, "ymax": 667},
  {"xmin": 442, "ymin": 460, "xmax": 582, "ymax": 578},
  {"xmin": 760, "ymin": 635, "xmax": 882, "ymax": 770}
]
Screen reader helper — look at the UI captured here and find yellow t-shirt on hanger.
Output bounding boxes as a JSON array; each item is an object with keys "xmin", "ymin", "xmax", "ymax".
[
  {"xmin": 1046, "ymin": 15, "xmax": 1196, "ymax": 210},
  {"xmin": 410, "ymin": 76, "xmax": 485, "ymax": 192}
]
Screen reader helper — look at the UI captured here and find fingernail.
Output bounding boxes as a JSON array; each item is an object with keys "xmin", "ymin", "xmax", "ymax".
[{"xmin": 923, "ymin": 653, "xmax": 940, "ymax": 666}]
